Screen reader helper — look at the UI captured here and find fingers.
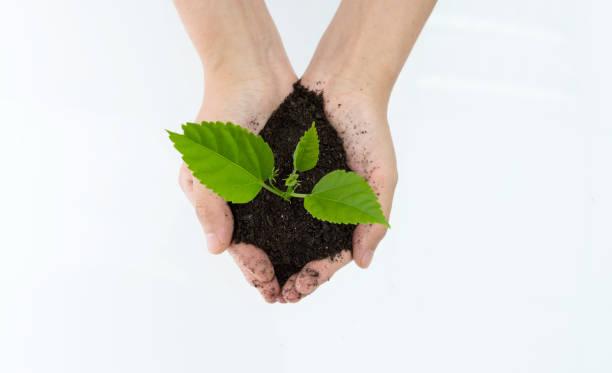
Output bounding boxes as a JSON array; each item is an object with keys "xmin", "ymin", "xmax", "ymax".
[
  {"xmin": 229, "ymin": 243, "xmax": 280, "ymax": 303},
  {"xmin": 180, "ymin": 163, "xmax": 280, "ymax": 302},
  {"xmin": 281, "ymin": 274, "xmax": 301, "ymax": 303},
  {"xmin": 228, "ymin": 243, "xmax": 276, "ymax": 283},
  {"xmin": 353, "ymin": 166, "xmax": 397, "ymax": 268},
  {"xmin": 353, "ymin": 223, "xmax": 388, "ymax": 268},
  {"xmin": 183, "ymin": 164, "xmax": 233, "ymax": 254},
  {"xmin": 235, "ymin": 260, "xmax": 280, "ymax": 303},
  {"xmin": 294, "ymin": 250, "xmax": 352, "ymax": 295},
  {"xmin": 282, "ymin": 250, "xmax": 352, "ymax": 302}
]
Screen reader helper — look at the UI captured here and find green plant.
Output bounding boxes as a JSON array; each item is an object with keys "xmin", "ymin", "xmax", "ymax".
[{"xmin": 168, "ymin": 121, "xmax": 389, "ymax": 227}]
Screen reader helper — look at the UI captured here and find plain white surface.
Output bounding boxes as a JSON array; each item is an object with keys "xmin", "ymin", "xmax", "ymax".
[{"xmin": 1, "ymin": 1, "xmax": 611, "ymax": 372}]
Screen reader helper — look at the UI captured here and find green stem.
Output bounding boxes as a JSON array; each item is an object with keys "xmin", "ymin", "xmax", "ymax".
[
  {"xmin": 261, "ymin": 183, "xmax": 286, "ymax": 199},
  {"xmin": 262, "ymin": 182, "xmax": 307, "ymax": 199}
]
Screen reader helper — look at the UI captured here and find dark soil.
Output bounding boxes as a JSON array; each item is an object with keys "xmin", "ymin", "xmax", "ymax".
[{"xmin": 230, "ymin": 82, "xmax": 356, "ymax": 286}]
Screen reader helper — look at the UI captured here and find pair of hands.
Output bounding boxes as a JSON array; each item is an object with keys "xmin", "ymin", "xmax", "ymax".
[
  {"xmin": 172, "ymin": 0, "xmax": 437, "ymax": 303},
  {"xmin": 178, "ymin": 72, "xmax": 397, "ymax": 303}
]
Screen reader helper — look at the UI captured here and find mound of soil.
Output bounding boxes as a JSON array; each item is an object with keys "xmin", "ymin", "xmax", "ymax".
[{"xmin": 230, "ymin": 82, "xmax": 355, "ymax": 286}]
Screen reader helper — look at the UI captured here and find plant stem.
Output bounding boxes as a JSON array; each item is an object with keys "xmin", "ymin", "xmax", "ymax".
[
  {"xmin": 261, "ymin": 183, "xmax": 286, "ymax": 199},
  {"xmin": 261, "ymin": 182, "xmax": 307, "ymax": 199}
]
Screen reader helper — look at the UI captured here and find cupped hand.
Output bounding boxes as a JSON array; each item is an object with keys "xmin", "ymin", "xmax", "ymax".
[
  {"xmin": 281, "ymin": 76, "xmax": 398, "ymax": 303},
  {"xmin": 178, "ymin": 74, "xmax": 296, "ymax": 303}
]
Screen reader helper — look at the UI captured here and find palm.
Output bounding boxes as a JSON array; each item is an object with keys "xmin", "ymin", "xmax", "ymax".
[
  {"xmin": 179, "ymin": 78, "xmax": 295, "ymax": 303},
  {"xmin": 281, "ymin": 81, "xmax": 398, "ymax": 302}
]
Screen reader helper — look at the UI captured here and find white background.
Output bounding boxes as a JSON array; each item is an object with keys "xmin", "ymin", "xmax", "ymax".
[{"xmin": 1, "ymin": 1, "xmax": 611, "ymax": 372}]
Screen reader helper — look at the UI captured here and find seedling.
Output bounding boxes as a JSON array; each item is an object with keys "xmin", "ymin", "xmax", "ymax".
[{"xmin": 168, "ymin": 121, "xmax": 389, "ymax": 227}]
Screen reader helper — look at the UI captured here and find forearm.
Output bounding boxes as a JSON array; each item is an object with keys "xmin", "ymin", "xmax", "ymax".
[
  {"xmin": 173, "ymin": 0, "xmax": 293, "ymax": 84},
  {"xmin": 305, "ymin": 0, "xmax": 436, "ymax": 105}
]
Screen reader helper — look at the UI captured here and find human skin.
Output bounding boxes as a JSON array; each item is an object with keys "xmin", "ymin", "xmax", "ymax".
[
  {"xmin": 173, "ymin": 0, "xmax": 296, "ymax": 302},
  {"xmin": 173, "ymin": 0, "xmax": 436, "ymax": 303},
  {"xmin": 283, "ymin": 0, "xmax": 437, "ymax": 302}
]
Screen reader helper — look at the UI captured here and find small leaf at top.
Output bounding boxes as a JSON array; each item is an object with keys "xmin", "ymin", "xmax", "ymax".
[
  {"xmin": 167, "ymin": 121, "xmax": 274, "ymax": 203},
  {"xmin": 304, "ymin": 170, "xmax": 390, "ymax": 227},
  {"xmin": 293, "ymin": 122, "xmax": 319, "ymax": 172}
]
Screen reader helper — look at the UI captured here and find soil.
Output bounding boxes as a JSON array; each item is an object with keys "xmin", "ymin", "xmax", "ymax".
[{"xmin": 230, "ymin": 82, "xmax": 356, "ymax": 286}]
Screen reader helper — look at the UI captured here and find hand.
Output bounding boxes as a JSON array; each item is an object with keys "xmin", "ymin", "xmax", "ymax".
[
  {"xmin": 173, "ymin": 0, "xmax": 299, "ymax": 303},
  {"xmin": 280, "ymin": 76, "xmax": 398, "ymax": 302},
  {"xmin": 173, "ymin": 0, "xmax": 433, "ymax": 303},
  {"xmin": 277, "ymin": 0, "xmax": 436, "ymax": 303},
  {"xmin": 178, "ymin": 74, "xmax": 296, "ymax": 303}
]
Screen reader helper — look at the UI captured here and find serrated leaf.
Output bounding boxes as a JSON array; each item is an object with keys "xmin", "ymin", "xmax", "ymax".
[
  {"xmin": 304, "ymin": 170, "xmax": 390, "ymax": 227},
  {"xmin": 293, "ymin": 122, "xmax": 319, "ymax": 172},
  {"xmin": 167, "ymin": 121, "xmax": 274, "ymax": 203}
]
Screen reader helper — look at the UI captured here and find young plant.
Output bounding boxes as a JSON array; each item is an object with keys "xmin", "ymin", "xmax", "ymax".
[{"xmin": 167, "ymin": 121, "xmax": 389, "ymax": 227}]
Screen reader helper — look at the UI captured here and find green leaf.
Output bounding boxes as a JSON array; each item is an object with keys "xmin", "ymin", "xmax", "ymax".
[
  {"xmin": 167, "ymin": 121, "xmax": 274, "ymax": 203},
  {"xmin": 293, "ymin": 122, "xmax": 319, "ymax": 172},
  {"xmin": 304, "ymin": 170, "xmax": 390, "ymax": 227},
  {"xmin": 284, "ymin": 171, "xmax": 299, "ymax": 188}
]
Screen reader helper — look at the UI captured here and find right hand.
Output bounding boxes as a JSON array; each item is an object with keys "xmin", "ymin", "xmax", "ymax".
[{"xmin": 281, "ymin": 75, "xmax": 398, "ymax": 303}]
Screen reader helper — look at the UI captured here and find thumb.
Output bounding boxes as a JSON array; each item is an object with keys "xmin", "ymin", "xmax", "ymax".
[
  {"xmin": 191, "ymin": 176, "xmax": 234, "ymax": 255},
  {"xmin": 353, "ymin": 167, "xmax": 397, "ymax": 268}
]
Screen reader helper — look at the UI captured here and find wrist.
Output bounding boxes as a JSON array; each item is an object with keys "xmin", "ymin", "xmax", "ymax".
[
  {"xmin": 178, "ymin": 0, "xmax": 294, "ymax": 87},
  {"xmin": 201, "ymin": 34, "xmax": 296, "ymax": 94},
  {"xmin": 302, "ymin": 44, "xmax": 397, "ymax": 110},
  {"xmin": 302, "ymin": 63, "xmax": 393, "ymax": 112},
  {"xmin": 204, "ymin": 61, "xmax": 296, "ymax": 99},
  {"xmin": 204, "ymin": 65, "xmax": 293, "ymax": 92},
  {"xmin": 201, "ymin": 38, "xmax": 291, "ymax": 79}
]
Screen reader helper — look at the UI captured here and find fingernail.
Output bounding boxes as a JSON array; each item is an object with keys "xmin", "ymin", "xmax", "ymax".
[
  {"xmin": 361, "ymin": 249, "xmax": 374, "ymax": 268},
  {"xmin": 205, "ymin": 233, "xmax": 221, "ymax": 253}
]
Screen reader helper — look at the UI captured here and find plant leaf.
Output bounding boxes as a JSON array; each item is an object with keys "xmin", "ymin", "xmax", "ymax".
[
  {"xmin": 167, "ymin": 121, "xmax": 274, "ymax": 203},
  {"xmin": 304, "ymin": 170, "xmax": 390, "ymax": 227},
  {"xmin": 293, "ymin": 122, "xmax": 319, "ymax": 172}
]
